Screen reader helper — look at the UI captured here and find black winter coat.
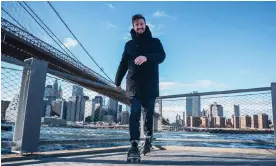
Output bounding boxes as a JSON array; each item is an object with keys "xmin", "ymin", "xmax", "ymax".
[{"xmin": 115, "ymin": 26, "xmax": 166, "ymax": 100}]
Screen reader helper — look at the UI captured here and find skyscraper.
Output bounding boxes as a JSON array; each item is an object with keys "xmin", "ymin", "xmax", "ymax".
[
  {"xmin": 67, "ymin": 97, "xmax": 76, "ymax": 121},
  {"xmin": 51, "ymin": 99, "xmax": 66, "ymax": 117},
  {"xmin": 66, "ymin": 95, "xmax": 88, "ymax": 122},
  {"xmin": 93, "ymin": 103, "xmax": 102, "ymax": 122},
  {"xmin": 186, "ymin": 91, "xmax": 201, "ymax": 117},
  {"xmin": 251, "ymin": 115, "xmax": 258, "ymax": 128},
  {"xmin": 91, "ymin": 96, "xmax": 103, "ymax": 122},
  {"xmin": 232, "ymin": 116, "xmax": 240, "ymax": 129},
  {"xmin": 225, "ymin": 118, "xmax": 232, "ymax": 128},
  {"xmin": 201, "ymin": 117, "xmax": 208, "ymax": 128},
  {"xmin": 201, "ymin": 109, "xmax": 207, "ymax": 117},
  {"xmin": 53, "ymin": 79, "xmax": 59, "ymax": 98},
  {"xmin": 60, "ymin": 100, "xmax": 67, "ymax": 120},
  {"xmin": 85, "ymin": 100, "xmax": 93, "ymax": 120},
  {"xmin": 72, "ymin": 85, "xmax": 83, "ymax": 97},
  {"xmin": 211, "ymin": 102, "xmax": 223, "ymax": 117},
  {"xmin": 258, "ymin": 113, "xmax": 269, "ymax": 129},
  {"xmin": 44, "ymin": 85, "xmax": 53, "ymax": 98},
  {"xmin": 208, "ymin": 117, "xmax": 215, "ymax": 128},
  {"xmin": 121, "ymin": 110, "xmax": 129, "ymax": 125},
  {"xmin": 215, "ymin": 117, "xmax": 226, "ymax": 128},
  {"xmin": 117, "ymin": 104, "xmax": 123, "ymax": 122},
  {"xmin": 94, "ymin": 96, "xmax": 103, "ymax": 105},
  {"xmin": 241, "ymin": 115, "xmax": 251, "ymax": 128},
  {"xmin": 186, "ymin": 116, "xmax": 191, "ymax": 127},
  {"xmin": 75, "ymin": 96, "xmax": 89, "ymax": 122},
  {"xmin": 176, "ymin": 114, "xmax": 181, "ymax": 126},
  {"xmin": 109, "ymin": 98, "xmax": 118, "ymax": 122},
  {"xmin": 191, "ymin": 117, "xmax": 201, "ymax": 127},
  {"xmin": 234, "ymin": 105, "xmax": 240, "ymax": 117}
]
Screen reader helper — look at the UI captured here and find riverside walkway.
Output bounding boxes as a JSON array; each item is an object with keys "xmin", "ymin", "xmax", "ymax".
[{"xmin": 2, "ymin": 146, "xmax": 276, "ymax": 166}]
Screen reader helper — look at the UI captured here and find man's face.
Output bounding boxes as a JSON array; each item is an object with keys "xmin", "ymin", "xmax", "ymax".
[{"xmin": 133, "ymin": 19, "xmax": 146, "ymax": 35}]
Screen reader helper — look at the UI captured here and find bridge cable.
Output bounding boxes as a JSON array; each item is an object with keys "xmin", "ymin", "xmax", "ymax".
[
  {"xmin": 47, "ymin": 1, "xmax": 115, "ymax": 85},
  {"xmin": 2, "ymin": 2, "xmax": 53, "ymax": 48},
  {"xmin": 21, "ymin": 2, "xmax": 83, "ymax": 63},
  {"xmin": 18, "ymin": 1, "xmax": 81, "ymax": 62},
  {"xmin": 2, "ymin": 5, "xmax": 114, "ymax": 87},
  {"xmin": 1, "ymin": 7, "xmax": 28, "ymax": 31}
]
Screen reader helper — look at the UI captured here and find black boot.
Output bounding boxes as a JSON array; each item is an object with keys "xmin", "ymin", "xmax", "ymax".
[
  {"xmin": 141, "ymin": 136, "xmax": 152, "ymax": 156},
  {"xmin": 127, "ymin": 141, "xmax": 141, "ymax": 163}
]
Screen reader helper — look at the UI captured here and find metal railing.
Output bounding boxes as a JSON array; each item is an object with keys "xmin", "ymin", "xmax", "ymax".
[
  {"xmin": 1, "ymin": 56, "xmax": 276, "ymax": 156},
  {"xmin": 157, "ymin": 86, "xmax": 275, "ymax": 147}
]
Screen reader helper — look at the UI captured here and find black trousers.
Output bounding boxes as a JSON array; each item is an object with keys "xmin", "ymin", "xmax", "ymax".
[{"xmin": 129, "ymin": 97, "xmax": 156, "ymax": 141}]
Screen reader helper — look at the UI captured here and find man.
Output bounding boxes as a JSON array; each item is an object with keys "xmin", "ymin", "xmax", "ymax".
[{"xmin": 115, "ymin": 14, "xmax": 166, "ymax": 159}]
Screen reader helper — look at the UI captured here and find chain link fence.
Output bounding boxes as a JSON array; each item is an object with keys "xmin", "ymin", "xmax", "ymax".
[
  {"xmin": 1, "ymin": 63, "xmax": 130, "ymax": 154},
  {"xmin": 1, "ymin": 63, "xmax": 275, "ymax": 155},
  {"xmin": 41, "ymin": 73, "xmax": 132, "ymax": 152},
  {"xmin": 158, "ymin": 91, "xmax": 274, "ymax": 148},
  {"xmin": 1, "ymin": 65, "xmax": 23, "ymax": 154}
]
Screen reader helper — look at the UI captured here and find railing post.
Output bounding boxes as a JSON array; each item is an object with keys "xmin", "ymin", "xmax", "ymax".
[
  {"xmin": 160, "ymin": 98, "xmax": 163, "ymax": 118},
  {"xmin": 271, "ymin": 82, "xmax": 276, "ymax": 146},
  {"xmin": 12, "ymin": 58, "xmax": 48, "ymax": 154}
]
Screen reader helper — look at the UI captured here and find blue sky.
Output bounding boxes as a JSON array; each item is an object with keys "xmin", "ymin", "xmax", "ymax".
[{"xmin": 2, "ymin": 1, "xmax": 276, "ymax": 96}]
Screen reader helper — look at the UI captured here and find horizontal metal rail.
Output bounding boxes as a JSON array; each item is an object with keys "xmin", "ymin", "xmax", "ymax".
[
  {"xmin": 158, "ymin": 87, "xmax": 272, "ymax": 99},
  {"xmin": 1, "ymin": 54, "xmax": 30, "ymax": 68}
]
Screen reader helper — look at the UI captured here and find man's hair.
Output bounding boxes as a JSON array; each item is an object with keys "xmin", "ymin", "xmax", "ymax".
[{"xmin": 132, "ymin": 14, "xmax": 146, "ymax": 25}]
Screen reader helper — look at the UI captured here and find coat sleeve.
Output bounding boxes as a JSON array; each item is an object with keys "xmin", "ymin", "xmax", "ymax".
[
  {"xmin": 115, "ymin": 43, "xmax": 128, "ymax": 86},
  {"xmin": 144, "ymin": 39, "xmax": 166, "ymax": 64}
]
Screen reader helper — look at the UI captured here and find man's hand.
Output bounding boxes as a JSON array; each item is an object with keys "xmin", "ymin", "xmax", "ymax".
[
  {"xmin": 116, "ymin": 86, "xmax": 121, "ymax": 91},
  {"xmin": 134, "ymin": 56, "xmax": 147, "ymax": 65}
]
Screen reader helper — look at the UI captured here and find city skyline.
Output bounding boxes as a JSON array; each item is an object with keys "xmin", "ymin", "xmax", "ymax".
[
  {"xmin": 0, "ymin": 68, "xmax": 273, "ymax": 125},
  {"xmin": 1, "ymin": 83, "xmax": 272, "ymax": 125},
  {"xmin": 178, "ymin": 111, "xmax": 271, "ymax": 130}
]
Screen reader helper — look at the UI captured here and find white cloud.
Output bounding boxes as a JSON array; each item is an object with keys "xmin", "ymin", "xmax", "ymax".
[
  {"xmin": 153, "ymin": 10, "xmax": 167, "ymax": 17},
  {"xmin": 153, "ymin": 10, "xmax": 176, "ymax": 20},
  {"xmin": 63, "ymin": 38, "xmax": 78, "ymax": 49},
  {"xmin": 160, "ymin": 80, "xmax": 229, "ymax": 91},
  {"xmin": 106, "ymin": 3, "xmax": 115, "ymax": 9}
]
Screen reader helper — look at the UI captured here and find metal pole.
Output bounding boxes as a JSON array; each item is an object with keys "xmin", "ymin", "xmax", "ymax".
[
  {"xmin": 271, "ymin": 82, "xmax": 276, "ymax": 146},
  {"xmin": 12, "ymin": 58, "xmax": 48, "ymax": 154},
  {"xmin": 160, "ymin": 99, "xmax": 163, "ymax": 118}
]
